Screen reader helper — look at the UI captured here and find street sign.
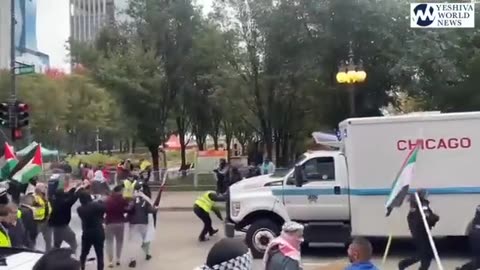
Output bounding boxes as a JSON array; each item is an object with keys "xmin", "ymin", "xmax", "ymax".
[{"xmin": 14, "ymin": 65, "xmax": 35, "ymax": 75}]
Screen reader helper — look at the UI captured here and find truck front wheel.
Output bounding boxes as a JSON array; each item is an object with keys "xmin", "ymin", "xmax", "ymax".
[{"xmin": 246, "ymin": 219, "xmax": 281, "ymax": 258}]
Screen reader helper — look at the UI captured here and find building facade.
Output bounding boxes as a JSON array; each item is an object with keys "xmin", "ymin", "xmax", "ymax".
[
  {"xmin": 0, "ymin": 0, "xmax": 50, "ymax": 72},
  {"xmin": 70, "ymin": 0, "xmax": 118, "ymax": 43},
  {"xmin": 0, "ymin": 0, "xmax": 12, "ymax": 70}
]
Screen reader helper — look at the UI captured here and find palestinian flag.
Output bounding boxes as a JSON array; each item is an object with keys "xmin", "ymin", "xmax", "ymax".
[
  {"xmin": 9, "ymin": 145, "xmax": 42, "ymax": 184},
  {"xmin": 385, "ymin": 144, "xmax": 420, "ymax": 216},
  {"xmin": 0, "ymin": 143, "xmax": 18, "ymax": 180}
]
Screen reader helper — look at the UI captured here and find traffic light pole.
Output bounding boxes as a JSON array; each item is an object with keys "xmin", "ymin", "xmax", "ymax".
[{"xmin": 9, "ymin": 0, "xmax": 17, "ymax": 141}]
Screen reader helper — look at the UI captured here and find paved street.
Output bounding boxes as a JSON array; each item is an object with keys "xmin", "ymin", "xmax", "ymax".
[{"xmin": 33, "ymin": 199, "xmax": 470, "ymax": 269}]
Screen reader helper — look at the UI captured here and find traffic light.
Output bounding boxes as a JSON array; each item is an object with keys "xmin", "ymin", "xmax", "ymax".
[
  {"xmin": 15, "ymin": 101, "xmax": 29, "ymax": 128},
  {"xmin": 12, "ymin": 128, "xmax": 22, "ymax": 140},
  {"xmin": 0, "ymin": 103, "xmax": 9, "ymax": 127}
]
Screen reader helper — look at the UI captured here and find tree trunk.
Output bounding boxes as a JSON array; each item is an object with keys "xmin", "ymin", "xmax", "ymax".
[
  {"xmin": 274, "ymin": 130, "xmax": 281, "ymax": 165},
  {"xmin": 264, "ymin": 128, "xmax": 273, "ymax": 160},
  {"xmin": 131, "ymin": 139, "xmax": 136, "ymax": 153},
  {"xmin": 212, "ymin": 135, "xmax": 219, "ymax": 150},
  {"xmin": 176, "ymin": 117, "xmax": 187, "ymax": 168},
  {"xmin": 196, "ymin": 134, "xmax": 206, "ymax": 151},
  {"xmin": 226, "ymin": 132, "xmax": 232, "ymax": 162},
  {"xmin": 280, "ymin": 133, "xmax": 289, "ymax": 167},
  {"xmin": 197, "ymin": 139, "xmax": 205, "ymax": 151},
  {"xmin": 148, "ymin": 144, "xmax": 160, "ymax": 182}
]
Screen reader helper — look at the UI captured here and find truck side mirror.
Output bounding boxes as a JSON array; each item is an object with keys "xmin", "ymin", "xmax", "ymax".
[{"xmin": 294, "ymin": 165, "xmax": 304, "ymax": 187}]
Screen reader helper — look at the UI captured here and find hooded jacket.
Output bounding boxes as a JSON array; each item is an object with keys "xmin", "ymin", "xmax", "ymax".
[
  {"xmin": 345, "ymin": 261, "xmax": 379, "ymax": 270},
  {"xmin": 407, "ymin": 198, "xmax": 439, "ymax": 241},
  {"xmin": 77, "ymin": 192, "xmax": 106, "ymax": 235},
  {"xmin": 127, "ymin": 195, "xmax": 154, "ymax": 224},
  {"xmin": 49, "ymin": 188, "xmax": 79, "ymax": 227}
]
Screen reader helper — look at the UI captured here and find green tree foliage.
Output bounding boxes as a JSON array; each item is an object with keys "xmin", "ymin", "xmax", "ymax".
[
  {"xmin": 68, "ymin": 0, "xmax": 480, "ymax": 167},
  {"xmin": 0, "ymin": 70, "xmax": 119, "ymax": 152}
]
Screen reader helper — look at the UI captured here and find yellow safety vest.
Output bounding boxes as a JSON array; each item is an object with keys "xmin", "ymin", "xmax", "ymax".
[
  {"xmin": 33, "ymin": 195, "xmax": 51, "ymax": 221},
  {"xmin": 140, "ymin": 161, "xmax": 152, "ymax": 172},
  {"xmin": 0, "ymin": 227, "xmax": 11, "ymax": 247},
  {"xmin": 195, "ymin": 191, "xmax": 215, "ymax": 213},
  {"xmin": 123, "ymin": 180, "xmax": 137, "ymax": 199}
]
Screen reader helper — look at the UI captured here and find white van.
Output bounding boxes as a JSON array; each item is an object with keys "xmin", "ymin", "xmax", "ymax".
[
  {"xmin": 0, "ymin": 248, "xmax": 43, "ymax": 269},
  {"xmin": 225, "ymin": 112, "xmax": 480, "ymax": 258}
]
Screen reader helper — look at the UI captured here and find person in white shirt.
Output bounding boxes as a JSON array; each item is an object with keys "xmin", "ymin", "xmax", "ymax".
[{"xmin": 261, "ymin": 158, "xmax": 276, "ymax": 175}]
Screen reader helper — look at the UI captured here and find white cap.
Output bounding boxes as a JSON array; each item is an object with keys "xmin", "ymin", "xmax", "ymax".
[{"xmin": 282, "ymin": 221, "xmax": 304, "ymax": 233}]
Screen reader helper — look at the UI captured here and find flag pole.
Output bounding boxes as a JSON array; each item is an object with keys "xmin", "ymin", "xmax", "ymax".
[
  {"xmin": 382, "ymin": 233, "xmax": 393, "ymax": 265},
  {"xmin": 414, "ymin": 192, "xmax": 444, "ymax": 270}
]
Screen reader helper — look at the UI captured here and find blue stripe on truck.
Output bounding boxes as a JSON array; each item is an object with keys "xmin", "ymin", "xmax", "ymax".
[{"xmin": 271, "ymin": 186, "xmax": 480, "ymax": 196}]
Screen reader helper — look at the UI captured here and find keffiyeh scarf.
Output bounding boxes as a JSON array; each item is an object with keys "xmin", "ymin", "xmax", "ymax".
[{"xmin": 195, "ymin": 252, "xmax": 253, "ymax": 270}]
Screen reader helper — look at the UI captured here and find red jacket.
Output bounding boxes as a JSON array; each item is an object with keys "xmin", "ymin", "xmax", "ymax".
[{"xmin": 105, "ymin": 193, "xmax": 128, "ymax": 224}]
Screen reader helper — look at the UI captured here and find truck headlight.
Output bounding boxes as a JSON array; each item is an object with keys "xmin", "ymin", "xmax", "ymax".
[{"xmin": 232, "ymin": 202, "xmax": 241, "ymax": 217}]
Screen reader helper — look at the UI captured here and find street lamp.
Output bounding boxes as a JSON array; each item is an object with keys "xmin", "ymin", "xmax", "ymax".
[{"xmin": 336, "ymin": 41, "xmax": 367, "ymax": 116}]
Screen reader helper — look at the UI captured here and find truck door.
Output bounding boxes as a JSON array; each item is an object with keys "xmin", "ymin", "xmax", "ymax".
[{"xmin": 283, "ymin": 156, "xmax": 349, "ymax": 221}]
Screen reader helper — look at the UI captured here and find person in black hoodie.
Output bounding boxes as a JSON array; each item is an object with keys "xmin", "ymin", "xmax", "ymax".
[
  {"xmin": 398, "ymin": 189, "xmax": 440, "ymax": 270},
  {"xmin": 456, "ymin": 205, "xmax": 480, "ymax": 270},
  {"xmin": 77, "ymin": 191, "xmax": 106, "ymax": 270},
  {"xmin": 49, "ymin": 181, "xmax": 86, "ymax": 253}
]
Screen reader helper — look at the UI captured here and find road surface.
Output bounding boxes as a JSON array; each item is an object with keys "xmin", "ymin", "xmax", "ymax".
[{"xmin": 34, "ymin": 207, "xmax": 470, "ymax": 269}]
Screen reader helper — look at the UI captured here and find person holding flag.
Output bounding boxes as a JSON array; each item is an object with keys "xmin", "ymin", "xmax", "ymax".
[
  {"xmin": 383, "ymin": 142, "xmax": 441, "ymax": 270},
  {"xmin": 398, "ymin": 190, "xmax": 439, "ymax": 270}
]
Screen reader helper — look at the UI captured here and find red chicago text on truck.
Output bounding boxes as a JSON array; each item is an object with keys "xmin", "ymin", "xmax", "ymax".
[{"xmin": 397, "ymin": 137, "xmax": 471, "ymax": 151}]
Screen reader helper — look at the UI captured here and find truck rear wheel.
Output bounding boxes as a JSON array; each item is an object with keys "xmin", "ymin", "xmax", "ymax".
[{"xmin": 246, "ymin": 219, "xmax": 281, "ymax": 259}]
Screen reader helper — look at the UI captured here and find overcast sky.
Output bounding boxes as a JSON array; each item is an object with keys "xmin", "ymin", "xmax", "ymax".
[{"xmin": 37, "ymin": 0, "xmax": 213, "ymax": 72}]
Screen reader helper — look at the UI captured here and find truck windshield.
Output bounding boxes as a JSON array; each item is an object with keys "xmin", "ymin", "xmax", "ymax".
[{"xmin": 270, "ymin": 154, "xmax": 307, "ymax": 178}]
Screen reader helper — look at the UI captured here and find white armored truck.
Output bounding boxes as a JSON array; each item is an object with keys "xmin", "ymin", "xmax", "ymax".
[{"xmin": 224, "ymin": 112, "xmax": 480, "ymax": 258}]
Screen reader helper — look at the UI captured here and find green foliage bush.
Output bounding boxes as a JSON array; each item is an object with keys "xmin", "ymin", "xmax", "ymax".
[{"xmin": 66, "ymin": 153, "xmax": 121, "ymax": 168}]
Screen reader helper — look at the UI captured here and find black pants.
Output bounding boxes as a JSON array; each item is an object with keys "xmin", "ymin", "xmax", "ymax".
[
  {"xmin": 399, "ymin": 239, "xmax": 433, "ymax": 270},
  {"xmin": 80, "ymin": 232, "xmax": 105, "ymax": 270},
  {"xmin": 458, "ymin": 234, "xmax": 480, "ymax": 270},
  {"xmin": 194, "ymin": 205, "xmax": 214, "ymax": 240}
]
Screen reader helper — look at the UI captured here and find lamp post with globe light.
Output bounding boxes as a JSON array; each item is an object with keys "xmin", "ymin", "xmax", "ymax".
[{"xmin": 336, "ymin": 41, "xmax": 367, "ymax": 116}]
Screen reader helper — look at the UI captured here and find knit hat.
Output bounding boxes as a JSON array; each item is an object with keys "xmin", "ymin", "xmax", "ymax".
[
  {"xmin": 282, "ymin": 221, "xmax": 304, "ymax": 234},
  {"xmin": 197, "ymin": 238, "xmax": 253, "ymax": 270}
]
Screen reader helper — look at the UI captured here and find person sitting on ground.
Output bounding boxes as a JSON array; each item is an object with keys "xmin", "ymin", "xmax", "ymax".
[
  {"xmin": 33, "ymin": 248, "xmax": 81, "ymax": 270},
  {"xmin": 345, "ymin": 237, "xmax": 379, "ymax": 270},
  {"xmin": 264, "ymin": 221, "xmax": 304, "ymax": 270},
  {"xmin": 195, "ymin": 238, "xmax": 253, "ymax": 270}
]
